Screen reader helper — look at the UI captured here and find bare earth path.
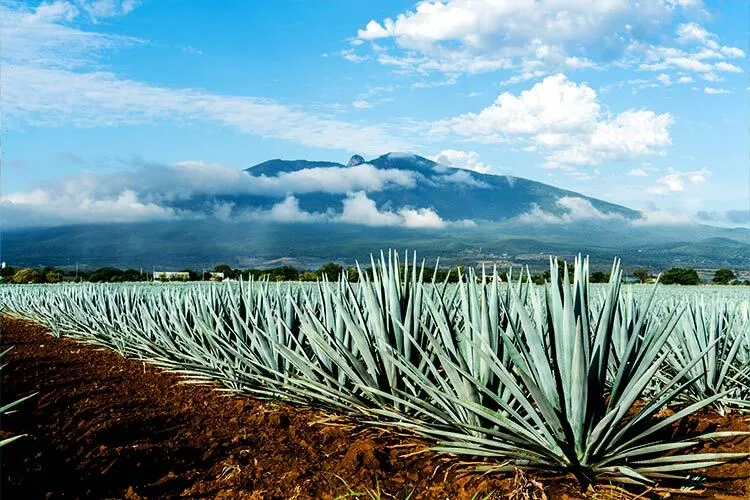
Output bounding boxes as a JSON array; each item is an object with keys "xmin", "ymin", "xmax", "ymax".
[{"xmin": 1, "ymin": 317, "xmax": 748, "ymax": 499}]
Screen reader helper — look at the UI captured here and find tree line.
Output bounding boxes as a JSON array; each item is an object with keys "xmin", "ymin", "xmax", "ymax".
[{"xmin": 1, "ymin": 263, "xmax": 747, "ymax": 286}]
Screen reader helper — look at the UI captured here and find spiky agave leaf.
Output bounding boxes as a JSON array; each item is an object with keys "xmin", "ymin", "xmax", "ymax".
[
  {"xmin": 1, "ymin": 253, "xmax": 748, "ymax": 487},
  {"xmin": 662, "ymin": 297, "xmax": 750, "ymax": 414},
  {"xmin": 391, "ymin": 256, "xmax": 748, "ymax": 485}
]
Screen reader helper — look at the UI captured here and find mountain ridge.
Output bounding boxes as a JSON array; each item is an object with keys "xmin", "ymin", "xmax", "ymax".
[
  {"xmin": 3, "ymin": 152, "xmax": 747, "ymax": 271},
  {"xmin": 241, "ymin": 152, "xmax": 640, "ymax": 222}
]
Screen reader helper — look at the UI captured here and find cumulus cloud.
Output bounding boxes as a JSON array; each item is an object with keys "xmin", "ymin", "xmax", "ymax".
[
  {"xmin": 263, "ymin": 196, "xmax": 327, "ymax": 223},
  {"xmin": 703, "ymin": 86, "xmax": 731, "ymax": 94},
  {"xmin": 647, "ymin": 167, "xmax": 711, "ymax": 195},
  {"xmin": 432, "ymin": 74, "xmax": 673, "ymax": 166},
  {"xmin": 637, "ymin": 23, "xmax": 745, "ymax": 82},
  {"xmin": 340, "ymin": 191, "xmax": 447, "ymax": 228},
  {"xmin": 656, "ymin": 73, "xmax": 673, "ymax": 86},
  {"xmin": 430, "ymin": 149, "xmax": 493, "ymax": 174},
  {"xmin": 352, "ymin": 0, "xmax": 725, "ymax": 79},
  {"xmin": 516, "ymin": 196, "xmax": 626, "ymax": 224}
]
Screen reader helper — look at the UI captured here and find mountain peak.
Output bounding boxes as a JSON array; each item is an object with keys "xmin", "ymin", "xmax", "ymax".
[{"xmin": 347, "ymin": 154, "xmax": 365, "ymax": 167}]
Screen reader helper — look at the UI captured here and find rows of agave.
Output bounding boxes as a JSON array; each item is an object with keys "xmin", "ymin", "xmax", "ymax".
[{"xmin": 1, "ymin": 250, "xmax": 748, "ymax": 486}]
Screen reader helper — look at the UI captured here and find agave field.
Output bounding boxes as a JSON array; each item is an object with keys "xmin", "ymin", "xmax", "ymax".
[{"xmin": 1, "ymin": 251, "xmax": 749, "ymax": 490}]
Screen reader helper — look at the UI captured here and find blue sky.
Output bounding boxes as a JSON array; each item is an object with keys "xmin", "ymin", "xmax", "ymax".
[{"xmin": 1, "ymin": 0, "xmax": 748, "ymax": 228}]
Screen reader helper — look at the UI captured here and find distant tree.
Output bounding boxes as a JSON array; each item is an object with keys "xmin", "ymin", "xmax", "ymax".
[
  {"xmin": 299, "ymin": 271, "xmax": 319, "ymax": 282},
  {"xmin": 1, "ymin": 265, "xmax": 16, "ymax": 281},
  {"xmin": 121, "ymin": 269, "xmax": 146, "ymax": 282},
  {"xmin": 318, "ymin": 262, "xmax": 344, "ymax": 280},
  {"xmin": 633, "ymin": 268, "xmax": 651, "ymax": 284},
  {"xmin": 12, "ymin": 268, "xmax": 43, "ymax": 284},
  {"xmin": 45, "ymin": 271, "xmax": 60, "ymax": 283},
  {"xmin": 531, "ymin": 274, "xmax": 546, "ymax": 285},
  {"xmin": 346, "ymin": 267, "xmax": 360, "ymax": 282},
  {"xmin": 712, "ymin": 269, "xmax": 735, "ymax": 285},
  {"xmin": 243, "ymin": 269, "xmax": 265, "ymax": 281},
  {"xmin": 590, "ymin": 271, "xmax": 610, "ymax": 283},
  {"xmin": 269, "ymin": 265, "xmax": 299, "ymax": 282},
  {"xmin": 213, "ymin": 264, "xmax": 233, "ymax": 277},
  {"xmin": 89, "ymin": 267, "xmax": 124, "ymax": 283},
  {"xmin": 660, "ymin": 267, "xmax": 700, "ymax": 286},
  {"xmin": 179, "ymin": 269, "xmax": 198, "ymax": 281}
]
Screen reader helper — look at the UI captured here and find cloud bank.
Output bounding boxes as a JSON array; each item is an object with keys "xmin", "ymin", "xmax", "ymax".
[
  {"xmin": 1, "ymin": 161, "xmax": 473, "ymax": 229},
  {"xmin": 516, "ymin": 196, "xmax": 627, "ymax": 224}
]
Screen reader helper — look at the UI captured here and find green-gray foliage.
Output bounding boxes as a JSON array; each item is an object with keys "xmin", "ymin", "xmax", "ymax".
[{"xmin": 1, "ymin": 251, "xmax": 748, "ymax": 486}]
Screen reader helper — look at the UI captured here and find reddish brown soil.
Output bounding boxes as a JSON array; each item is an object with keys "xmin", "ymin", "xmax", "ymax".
[{"xmin": 1, "ymin": 316, "xmax": 748, "ymax": 499}]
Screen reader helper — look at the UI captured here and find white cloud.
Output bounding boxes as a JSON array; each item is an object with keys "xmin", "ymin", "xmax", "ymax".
[
  {"xmin": 631, "ymin": 210, "xmax": 694, "ymax": 226},
  {"xmin": 353, "ymin": 1, "xmax": 715, "ymax": 78},
  {"xmin": 516, "ymin": 196, "xmax": 626, "ymax": 224},
  {"xmin": 1, "ymin": 3, "xmax": 410, "ymax": 155},
  {"xmin": 432, "ymin": 74, "xmax": 673, "ymax": 166},
  {"xmin": 24, "ymin": 1, "xmax": 141, "ymax": 23},
  {"xmin": 1, "ymin": 4, "xmax": 144, "ymax": 70},
  {"xmin": 339, "ymin": 191, "xmax": 449, "ymax": 228},
  {"xmin": 703, "ymin": 86, "xmax": 731, "ymax": 94},
  {"xmin": 2, "ymin": 65, "xmax": 410, "ymax": 155},
  {"xmin": 340, "ymin": 191, "xmax": 404, "ymax": 226},
  {"xmin": 647, "ymin": 167, "xmax": 710, "ymax": 195},
  {"xmin": 634, "ymin": 23, "xmax": 746, "ymax": 83},
  {"xmin": 30, "ymin": 1, "xmax": 80, "ymax": 22},
  {"xmin": 352, "ymin": 100, "xmax": 373, "ymax": 109},
  {"xmin": 1, "ymin": 188, "xmax": 179, "ymax": 227},
  {"xmin": 411, "ymin": 78, "xmax": 457, "ymax": 89},
  {"xmin": 676, "ymin": 22, "xmax": 711, "ymax": 44},
  {"xmin": 656, "ymin": 73, "xmax": 672, "ymax": 86},
  {"xmin": 340, "ymin": 48, "xmax": 368, "ymax": 63},
  {"xmin": 1, "ymin": 162, "xmax": 478, "ymax": 229},
  {"xmin": 714, "ymin": 62, "xmax": 742, "ymax": 73},
  {"xmin": 720, "ymin": 46, "xmax": 745, "ymax": 58},
  {"xmin": 1, "ymin": 159, "xmax": 419, "ymax": 213},
  {"xmin": 260, "ymin": 196, "xmax": 327, "ymax": 223},
  {"xmin": 430, "ymin": 149, "xmax": 493, "ymax": 173},
  {"xmin": 677, "ymin": 75, "xmax": 694, "ymax": 83},
  {"xmin": 627, "ymin": 168, "xmax": 650, "ymax": 177},
  {"xmin": 435, "ymin": 170, "xmax": 490, "ymax": 188},
  {"xmin": 77, "ymin": 0, "xmax": 142, "ymax": 20}
]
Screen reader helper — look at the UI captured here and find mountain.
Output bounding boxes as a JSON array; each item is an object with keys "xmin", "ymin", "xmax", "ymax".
[
  {"xmin": 237, "ymin": 153, "xmax": 639, "ymax": 222},
  {"xmin": 2, "ymin": 153, "xmax": 748, "ymax": 271}
]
